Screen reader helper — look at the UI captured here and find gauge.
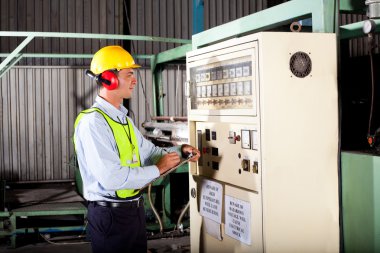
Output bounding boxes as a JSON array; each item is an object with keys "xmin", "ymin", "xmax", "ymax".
[
  {"xmin": 235, "ymin": 67, "xmax": 243, "ymax": 77},
  {"xmin": 230, "ymin": 83, "xmax": 237, "ymax": 96},
  {"xmin": 244, "ymin": 81, "xmax": 251, "ymax": 95},
  {"xmin": 217, "ymin": 70, "xmax": 223, "ymax": 80},
  {"xmin": 205, "ymin": 72, "xmax": 210, "ymax": 81},
  {"xmin": 206, "ymin": 85, "xmax": 212, "ymax": 97},
  {"xmin": 196, "ymin": 74, "xmax": 200, "ymax": 82},
  {"xmin": 211, "ymin": 71, "xmax": 216, "ymax": 80},
  {"xmin": 201, "ymin": 86, "xmax": 206, "ymax": 97},
  {"xmin": 243, "ymin": 65, "xmax": 250, "ymax": 76},
  {"xmin": 196, "ymin": 87, "xmax": 201, "ymax": 98},
  {"xmin": 229, "ymin": 68, "xmax": 236, "ymax": 78},
  {"xmin": 237, "ymin": 82, "xmax": 244, "ymax": 96},
  {"xmin": 363, "ymin": 19, "xmax": 376, "ymax": 34},
  {"xmin": 223, "ymin": 69, "xmax": 229, "ymax": 79},
  {"xmin": 224, "ymin": 83, "xmax": 230, "ymax": 96},
  {"xmin": 218, "ymin": 84, "xmax": 224, "ymax": 96},
  {"xmin": 212, "ymin": 85, "xmax": 218, "ymax": 97},
  {"xmin": 200, "ymin": 73, "xmax": 205, "ymax": 82}
]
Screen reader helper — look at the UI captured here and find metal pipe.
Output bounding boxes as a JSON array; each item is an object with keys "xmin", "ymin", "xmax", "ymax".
[
  {"xmin": 0, "ymin": 31, "xmax": 191, "ymax": 44},
  {"xmin": 148, "ymin": 184, "xmax": 164, "ymax": 233},
  {"xmin": 176, "ymin": 201, "xmax": 190, "ymax": 232},
  {"xmin": 151, "ymin": 116, "xmax": 188, "ymax": 122},
  {"xmin": 7, "ymin": 179, "xmax": 75, "ymax": 184}
]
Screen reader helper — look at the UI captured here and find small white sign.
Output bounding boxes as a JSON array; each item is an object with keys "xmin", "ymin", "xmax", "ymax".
[
  {"xmin": 225, "ymin": 195, "xmax": 251, "ymax": 245},
  {"xmin": 200, "ymin": 179, "xmax": 223, "ymax": 223}
]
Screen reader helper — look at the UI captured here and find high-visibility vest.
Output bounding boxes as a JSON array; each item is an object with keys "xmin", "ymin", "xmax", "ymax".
[{"xmin": 74, "ymin": 107, "xmax": 141, "ymax": 199}]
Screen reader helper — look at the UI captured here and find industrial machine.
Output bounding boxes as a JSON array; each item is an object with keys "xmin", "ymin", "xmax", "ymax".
[
  {"xmin": 142, "ymin": 118, "xmax": 191, "ymax": 233},
  {"xmin": 186, "ymin": 32, "xmax": 340, "ymax": 252}
]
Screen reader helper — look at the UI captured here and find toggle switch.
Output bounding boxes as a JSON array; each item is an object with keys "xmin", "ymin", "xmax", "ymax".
[
  {"xmin": 253, "ymin": 161, "xmax": 259, "ymax": 174},
  {"xmin": 228, "ymin": 131, "xmax": 236, "ymax": 144},
  {"xmin": 242, "ymin": 159, "xmax": 250, "ymax": 172},
  {"xmin": 202, "ymin": 147, "xmax": 210, "ymax": 154}
]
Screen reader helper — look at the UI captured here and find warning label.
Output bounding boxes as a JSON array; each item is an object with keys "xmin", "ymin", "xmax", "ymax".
[
  {"xmin": 225, "ymin": 195, "xmax": 251, "ymax": 245},
  {"xmin": 199, "ymin": 179, "xmax": 223, "ymax": 223}
]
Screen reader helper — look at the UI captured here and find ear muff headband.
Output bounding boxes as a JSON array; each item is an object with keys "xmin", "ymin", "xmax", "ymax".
[
  {"xmin": 85, "ymin": 69, "xmax": 118, "ymax": 90},
  {"xmin": 100, "ymin": 70, "xmax": 119, "ymax": 90}
]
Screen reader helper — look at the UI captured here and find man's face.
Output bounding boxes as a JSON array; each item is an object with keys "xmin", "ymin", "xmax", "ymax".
[{"xmin": 117, "ymin": 68, "xmax": 137, "ymax": 99}]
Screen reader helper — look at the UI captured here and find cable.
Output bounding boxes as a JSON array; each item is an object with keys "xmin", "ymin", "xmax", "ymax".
[
  {"xmin": 40, "ymin": 233, "xmax": 90, "ymax": 245},
  {"xmin": 176, "ymin": 201, "xmax": 190, "ymax": 232},
  {"xmin": 367, "ymin": 33, "xmax": 376, "ymax": 137},
  {"xmin": 175, "ymin": 65, "xmax": 180, "ymax": 116},
  {"xmin": 364, "ymin": 28, "xmax": 379, "ymax": 149},
  {"xmin": 148, "ymin": 184, "xmax": 164, "ymax": 233},
  {"xmin": 39, "ymin": 219, "xmax": 89, "ymax": 246}
]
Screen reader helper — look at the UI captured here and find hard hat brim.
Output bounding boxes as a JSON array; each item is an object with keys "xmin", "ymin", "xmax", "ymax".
[{"xmin": 129, "ymin": 63, "xmax": 141, "ymax": 69}]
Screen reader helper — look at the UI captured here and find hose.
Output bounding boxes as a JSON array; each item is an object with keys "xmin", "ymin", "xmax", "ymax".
[
  {"xmin": 176, "ymin": 201, "xmax": 190, "ymax": 232},
  {"xmin": 148, "ymin": 184, "xmax": 164, "ymax": 233}
]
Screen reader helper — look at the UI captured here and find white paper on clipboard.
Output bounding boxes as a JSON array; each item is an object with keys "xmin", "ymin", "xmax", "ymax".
[{"xmin": 139, "ymin": 156, "xmax": 192, "ymax": 190}]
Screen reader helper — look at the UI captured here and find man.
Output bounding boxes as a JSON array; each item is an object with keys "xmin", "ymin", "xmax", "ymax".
[{"xmin": 73, "ymin": 45, "xmax": 200, "ymax": 253}]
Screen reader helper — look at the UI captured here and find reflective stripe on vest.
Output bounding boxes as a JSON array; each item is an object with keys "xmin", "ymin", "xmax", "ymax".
[{"xmin": 74, "ymin": 107, "xmax": 141, "ymax": 199}]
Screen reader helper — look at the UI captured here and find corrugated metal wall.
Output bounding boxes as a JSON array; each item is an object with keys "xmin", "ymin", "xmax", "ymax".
[
  {"xmin": 129, "ymin": 65, "xmax": 188, "ymax": 127},
  {"xmin": 0, "ymin": 0, "xmax": 124, "ymax": 66},
  {"xmin": 204, "ymin": 0, "xmax": 268, "ymax": 29},
  {"xmin": 129, "ymin": 0, "xmax": 192, "ymax": 66},
  {"xmin": 0, "ymin": 66, "xmax": 185, "ymax": 181},
  {"xmin": 0, "ymin": 0, "xmax": 125, "ymax": 181},
  {"xmin": 0, "ymin": 67, "xmax": 96, "ymax": 181}
]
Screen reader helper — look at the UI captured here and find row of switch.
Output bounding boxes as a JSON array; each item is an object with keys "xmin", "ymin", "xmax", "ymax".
[
  {"xmin": 193, "ymin": 61, "xmax": 252, "ymax": 83},
  {"xmin": 204, "ymin": 128, "xmax": 258, "ymax": 150},
  {"xmin": 196, "ymin": 98, "xmax": 252, "ymax": 106}
]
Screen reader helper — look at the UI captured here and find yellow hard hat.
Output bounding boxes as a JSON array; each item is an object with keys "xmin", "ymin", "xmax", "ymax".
[{"xmin": 90, "ymin": 45, "xmax": 141, "ymax": 74}]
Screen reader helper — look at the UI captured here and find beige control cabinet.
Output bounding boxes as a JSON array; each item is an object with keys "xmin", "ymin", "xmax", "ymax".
[{"xmin": 186, "ymin": 32, "xmax": 339, "ymax": 253}]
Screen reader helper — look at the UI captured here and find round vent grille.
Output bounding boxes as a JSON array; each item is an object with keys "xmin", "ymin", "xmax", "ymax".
[{"xmin": 289, "ymin": 52, "xmax": 312, "ymax": 78}]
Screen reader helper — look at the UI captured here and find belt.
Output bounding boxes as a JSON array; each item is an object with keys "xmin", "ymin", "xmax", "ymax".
[{"xmin": 90, "ymin": 198, "xmax": 143, "ymax": 208}]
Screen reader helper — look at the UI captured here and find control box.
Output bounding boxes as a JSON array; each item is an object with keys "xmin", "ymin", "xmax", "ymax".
[{"xmin": 187, "ymin": 32, "xmax": 339, "ymax": 253}]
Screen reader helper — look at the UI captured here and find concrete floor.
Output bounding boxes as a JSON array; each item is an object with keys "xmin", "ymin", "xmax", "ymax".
[{"xmin": 0, "ymin": 234, "xmax": 190, "ymax": 253}]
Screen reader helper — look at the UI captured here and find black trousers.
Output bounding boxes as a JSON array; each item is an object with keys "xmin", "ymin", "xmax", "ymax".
[{"xmin": 87, "ymin": 201, "xmax": 147, "ymax": 253}]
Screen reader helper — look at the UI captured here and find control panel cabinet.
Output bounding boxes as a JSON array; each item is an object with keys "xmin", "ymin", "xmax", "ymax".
[{"xmin": 187, "ymin": 32, "xmax": 339, "ymax": 253}]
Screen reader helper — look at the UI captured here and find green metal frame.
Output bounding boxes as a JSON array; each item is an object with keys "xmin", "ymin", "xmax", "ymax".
[
  {"xmin": 0, "ymin": 202, "xmax": 87, "ymax": 248},
  {"xmin": 0, "ymin": 31, "xmax": 191, "ymax": 79},
  {"xmin": 340, "ymin": 19, "xmax": 380, "ymax": 39},
  {"xmin": 0, "ymin": 31, "xmax": 192, "ymax": 119},
  {"xmin": 341, "ymin": 152, "xmax": 380, "ymax": 253},
  {"xmin": 192, "ymin": 0, "xmax": 336, "ymax": 49},
  {"xmin": 150, "ymin": 44, "xmax": 193, "ymax": 116}
]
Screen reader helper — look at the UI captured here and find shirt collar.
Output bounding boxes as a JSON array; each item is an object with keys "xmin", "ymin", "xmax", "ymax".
[{"xmin": 93, "ymin": 95, "xmax": 129, "ymax": 122}]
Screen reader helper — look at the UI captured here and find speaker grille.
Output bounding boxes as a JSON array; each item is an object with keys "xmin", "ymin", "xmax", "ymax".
[{"xmin": 289, "ymin": 52, "xmax": 312, "ymax": 78}]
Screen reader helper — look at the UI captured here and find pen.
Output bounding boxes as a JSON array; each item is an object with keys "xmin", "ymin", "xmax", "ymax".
[{"xmin": 162, "ymin": 148, "xmax": 171, "ymax": 154}]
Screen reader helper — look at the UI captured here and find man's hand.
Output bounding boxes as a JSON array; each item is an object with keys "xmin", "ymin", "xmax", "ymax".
[
  {"xmin": 156, "ymin": 152, "xmax": 181, "ymax": 175},
  {"xmin": 181, "ymin": 144, "xmax": 201, "ymax": 162}
]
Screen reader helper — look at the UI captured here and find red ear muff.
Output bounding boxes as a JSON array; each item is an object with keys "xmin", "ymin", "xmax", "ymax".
[{"xmin": 100, "ymin": 71, "xmax": 119, "ymax": 90}]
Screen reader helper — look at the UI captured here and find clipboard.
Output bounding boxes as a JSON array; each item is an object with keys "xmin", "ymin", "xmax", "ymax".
[{"xmin": 139, "ymin": 155, "xmax": 192, "ymax": 190}]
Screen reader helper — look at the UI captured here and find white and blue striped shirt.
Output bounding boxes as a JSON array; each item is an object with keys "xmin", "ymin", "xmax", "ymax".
[{"xmin": 74, "ymin": 95, "xmax": 181, "ymax": 201}]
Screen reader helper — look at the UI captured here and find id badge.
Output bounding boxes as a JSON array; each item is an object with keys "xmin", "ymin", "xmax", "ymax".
[{"xmin": 132, "ymin": 152, "xmax": 138, "ymax": 163}]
